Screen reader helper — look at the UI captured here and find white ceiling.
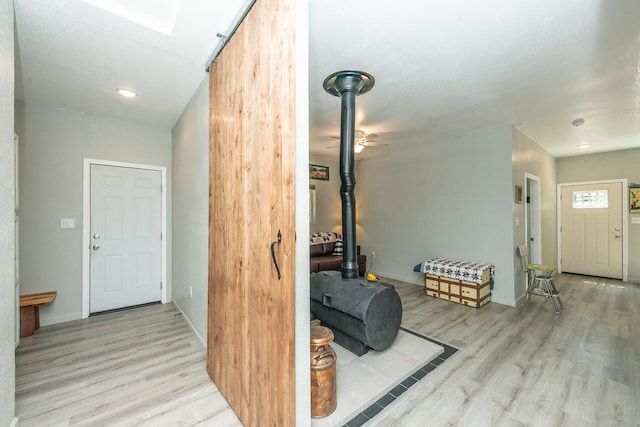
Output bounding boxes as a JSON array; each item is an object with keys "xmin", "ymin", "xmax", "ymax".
[
  {"xmin": 14, "ymin": 0, "xmax": 640, "ymax": 159},
  {"xmin": 14, "ymin": 0, "xmax": 246, "ymax": 126}
]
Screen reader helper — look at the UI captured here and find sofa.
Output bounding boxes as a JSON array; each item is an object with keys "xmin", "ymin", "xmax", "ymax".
[{"xmin": 310, "ymin": 232, "xmax": 366, "ymax": 277}]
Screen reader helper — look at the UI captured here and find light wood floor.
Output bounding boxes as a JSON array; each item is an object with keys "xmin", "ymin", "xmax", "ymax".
[
  {"xmin": 15, "ymin": 303, "xmax": 243, "ymax": 426},
  {"xmin": 373, "ymin": 274, "xmax": 640, "ymax": 427},
  {"xmin": 16, "ymin": 274, "xmax": 640, "ymax": 426}
]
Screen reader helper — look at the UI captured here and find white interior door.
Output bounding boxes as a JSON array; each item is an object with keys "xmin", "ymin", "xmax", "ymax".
[
  {"xmin": 560, "ymin": 182, "xmax": 623, "ymax": 279},
  {"xmin": 90, "ymin": 165, "xmax": 162, "ymax": 313}
]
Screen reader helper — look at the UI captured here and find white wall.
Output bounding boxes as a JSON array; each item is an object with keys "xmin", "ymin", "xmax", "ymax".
[
  {"xmin": 357, "ymin": 126, "xmax": 516, "ymax": 305},
  {"xmin": 171, "ymin": 77, "xmax": 209, "ymax": 345},
  {"xmin": 309, "ymin": 156, "xmax": 341, "ymax": 234},
  {"xmin": 511, "ymin": 128, "xmax": 557, "ymax": 300},
  {"xmin": 14, "ymin": 101, "xmax": 172, "ymax": 325},
  {"xmin": 0, "ymin": 0, "xmax": 16, "ymax": 423}
]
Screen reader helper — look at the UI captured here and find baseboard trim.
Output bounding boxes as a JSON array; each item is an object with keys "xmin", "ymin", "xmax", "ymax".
[
  {"xmin": 39, "ymin": 312, "xmax": 82, "ymax": 327},
  {"xmin": 490, "ymin": 295, "xmax": 517, "ymax": 307},
  {"xmin": 372, "ymin": 270, "xmax": 423, "ymax": 287},
  {"xmin": 172, "ymin": 300, "xmax": 206, "ymax": 349},
  {"xmin": 514, "ymin": 293, "xmax": 527, "ymax": 307}
]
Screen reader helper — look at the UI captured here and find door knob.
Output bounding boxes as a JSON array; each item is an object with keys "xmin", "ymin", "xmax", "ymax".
[
  {"xmin": 93, "ymin": 233, "xmax": 100, "ymax": 239},
  {"xmin": 92, "ymin": 244, "xmax": 100, "ymax": 251},
  {"xmin": 614, "ymin": 234, "xmax": 621, "ymax": 238}
]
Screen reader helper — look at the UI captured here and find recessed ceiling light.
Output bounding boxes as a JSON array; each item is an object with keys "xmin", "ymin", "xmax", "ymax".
[
  {"xmin": 577, "ymin": 143, "xmax": 591, "ymax": 149},
  {"xmin": 116, "ymin": 88, "xmax": 137, "ymax": 98},
  {"xmin": 571, "ymin": 118, "xmax": 585, "ymax": 127}
]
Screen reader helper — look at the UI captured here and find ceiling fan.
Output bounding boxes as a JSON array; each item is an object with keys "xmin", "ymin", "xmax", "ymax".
[{"xmin": 328, "ymin": 130, "xmax": 387, "ymax": 153}]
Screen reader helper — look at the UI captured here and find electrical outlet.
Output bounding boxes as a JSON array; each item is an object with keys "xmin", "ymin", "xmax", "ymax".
[
  {"xmin": 371, "ymin": 251, "xmax": 376, "ymax": 259},
  {"xmin": 189, "ymin": 286, "xmax": 193, "ymax": 298}
]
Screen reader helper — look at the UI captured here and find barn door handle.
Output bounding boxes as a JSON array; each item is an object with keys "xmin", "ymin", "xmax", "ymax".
[{"xmin": 270, "ymin": 230, "xmax": 282, "ymax": 280}]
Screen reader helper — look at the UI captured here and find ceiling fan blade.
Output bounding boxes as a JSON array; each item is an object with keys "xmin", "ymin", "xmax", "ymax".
[
  {"xmin": 362, "ymin": 141, "xmax": 388, "ymax": 148},
  {"xmin": 333, "ymin": 131, "xmax": 365, "ymax": 139},
  {"xmin": 327, "ymin": 143, "xmax": 369, "ymax": 152},
  {"xmin": 329, "ymin": 130, "xmax": 381, "ymax": 144}
]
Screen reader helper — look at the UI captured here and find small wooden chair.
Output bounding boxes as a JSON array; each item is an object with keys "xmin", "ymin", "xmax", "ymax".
[{"xmin": 517, "ymin": 246, "xmax": 563, "ymax": 315}]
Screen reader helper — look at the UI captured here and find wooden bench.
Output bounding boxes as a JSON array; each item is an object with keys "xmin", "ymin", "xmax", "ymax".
[{"xmin": 20, "ymin": 291, "xmax": 57, "ymax": 337}]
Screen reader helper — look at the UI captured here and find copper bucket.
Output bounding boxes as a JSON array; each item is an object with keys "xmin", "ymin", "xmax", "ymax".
[{"xmin": 310, "ymin": 325, "xmax": 337, "ymax": 418}]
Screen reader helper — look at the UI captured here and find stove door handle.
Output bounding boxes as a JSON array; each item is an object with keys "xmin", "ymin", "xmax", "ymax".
[{"xmin": 270, "ymin": 229, "xmax": 282, "ymax": 280}]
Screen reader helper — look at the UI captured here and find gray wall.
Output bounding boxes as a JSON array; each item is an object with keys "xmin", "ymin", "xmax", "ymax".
[
  {"xmin": 557, "ymin": 148, "xmax": 640, "ymax": 282},
  {"xmin": 15, "ymin": 101, "xmax": 172, "ymax": 325},
  {"xmin": 511, "ymin": 128, "xmax": 557, "ymax": 299},
  {"xmin": 171, "ymin": 77, "xmax": 209, "ymax": 345},
  {"xmin": 357, "ymin": 126, "xmax": 517, "ymax": 305},
  {"xmin": 309, "ymin": 156, "xmax": 341, "ymax": 234},
  {"xmin": 0, "ymin": 0, "xmax": 15, "ymax": 423}
]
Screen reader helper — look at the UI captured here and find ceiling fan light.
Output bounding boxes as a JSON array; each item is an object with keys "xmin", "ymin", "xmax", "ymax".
[
  {"xmin": 354, "ymin": 143, "xmax": 365, "ymax": 153},
  {"xmin": 116, "ymin": 88, "xmax": 137, "ymax": 98}
]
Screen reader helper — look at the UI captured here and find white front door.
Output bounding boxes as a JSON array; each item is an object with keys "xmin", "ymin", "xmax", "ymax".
[
  {"xmin": 90, "ymin": 164, "xmax": 162, "ymax": 313},
  {"xmin": 560, "ymin": 182, "xmax": 623, "ymax": 279}
]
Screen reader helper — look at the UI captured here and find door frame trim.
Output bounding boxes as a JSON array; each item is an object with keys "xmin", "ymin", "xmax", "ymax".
[
  {"xmin": 82, "ymin": 158, "xmax": 167, "ymax": 318},
  {"xmin": 557, "ymin": 179, "xmax": 628, "ymax": 282},
  {"xmin": 524, "ymin": 173, "xmax": 542, "ymax": 264}
]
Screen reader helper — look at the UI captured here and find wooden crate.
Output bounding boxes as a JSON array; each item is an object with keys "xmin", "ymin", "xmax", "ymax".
[{"xmin": 424, "ymin": 274, "xmax": 491, "ymax": 308}]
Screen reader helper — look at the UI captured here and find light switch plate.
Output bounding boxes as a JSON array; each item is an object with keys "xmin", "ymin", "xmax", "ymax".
[
  {"xmin": 632, "ymin": 217, "xmax": 640, "ymax": 224},
  {"xmin": 60, "ymin": 218, "xmax": 75, "ymax": 229}
]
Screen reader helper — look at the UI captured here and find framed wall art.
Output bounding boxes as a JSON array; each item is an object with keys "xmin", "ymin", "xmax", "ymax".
[
  {"xmin": 630, "ymin": 186, "xmax": 640, "ymax": 213},
  {"xmin": 309, "ymin": 164, "xmax": 329, "ymax": 181}
]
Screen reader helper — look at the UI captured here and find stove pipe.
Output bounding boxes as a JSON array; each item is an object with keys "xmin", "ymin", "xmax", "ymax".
[{"xmin": 323, "ymin": 71, "xmax": 375, "ymax": 279}]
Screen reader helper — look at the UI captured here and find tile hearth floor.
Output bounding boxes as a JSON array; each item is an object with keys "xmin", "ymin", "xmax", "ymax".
[{"xmin": 312, "ymin": 328, "xmax": 458, "ymax": 427}]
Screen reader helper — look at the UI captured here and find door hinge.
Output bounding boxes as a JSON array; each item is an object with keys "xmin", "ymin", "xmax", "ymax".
[
  {"xmin": 161, "ymin": 233, "xmax": 163, "ymax": 240},
  {"xmin": 160, "ymin": 282, "xmax": 163, "ymax": 290}
]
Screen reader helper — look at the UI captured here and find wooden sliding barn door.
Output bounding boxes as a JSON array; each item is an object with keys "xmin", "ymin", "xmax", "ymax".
[{"xmin": 207, "ymin": 0, "xmax": 296, "ymax": 425}]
